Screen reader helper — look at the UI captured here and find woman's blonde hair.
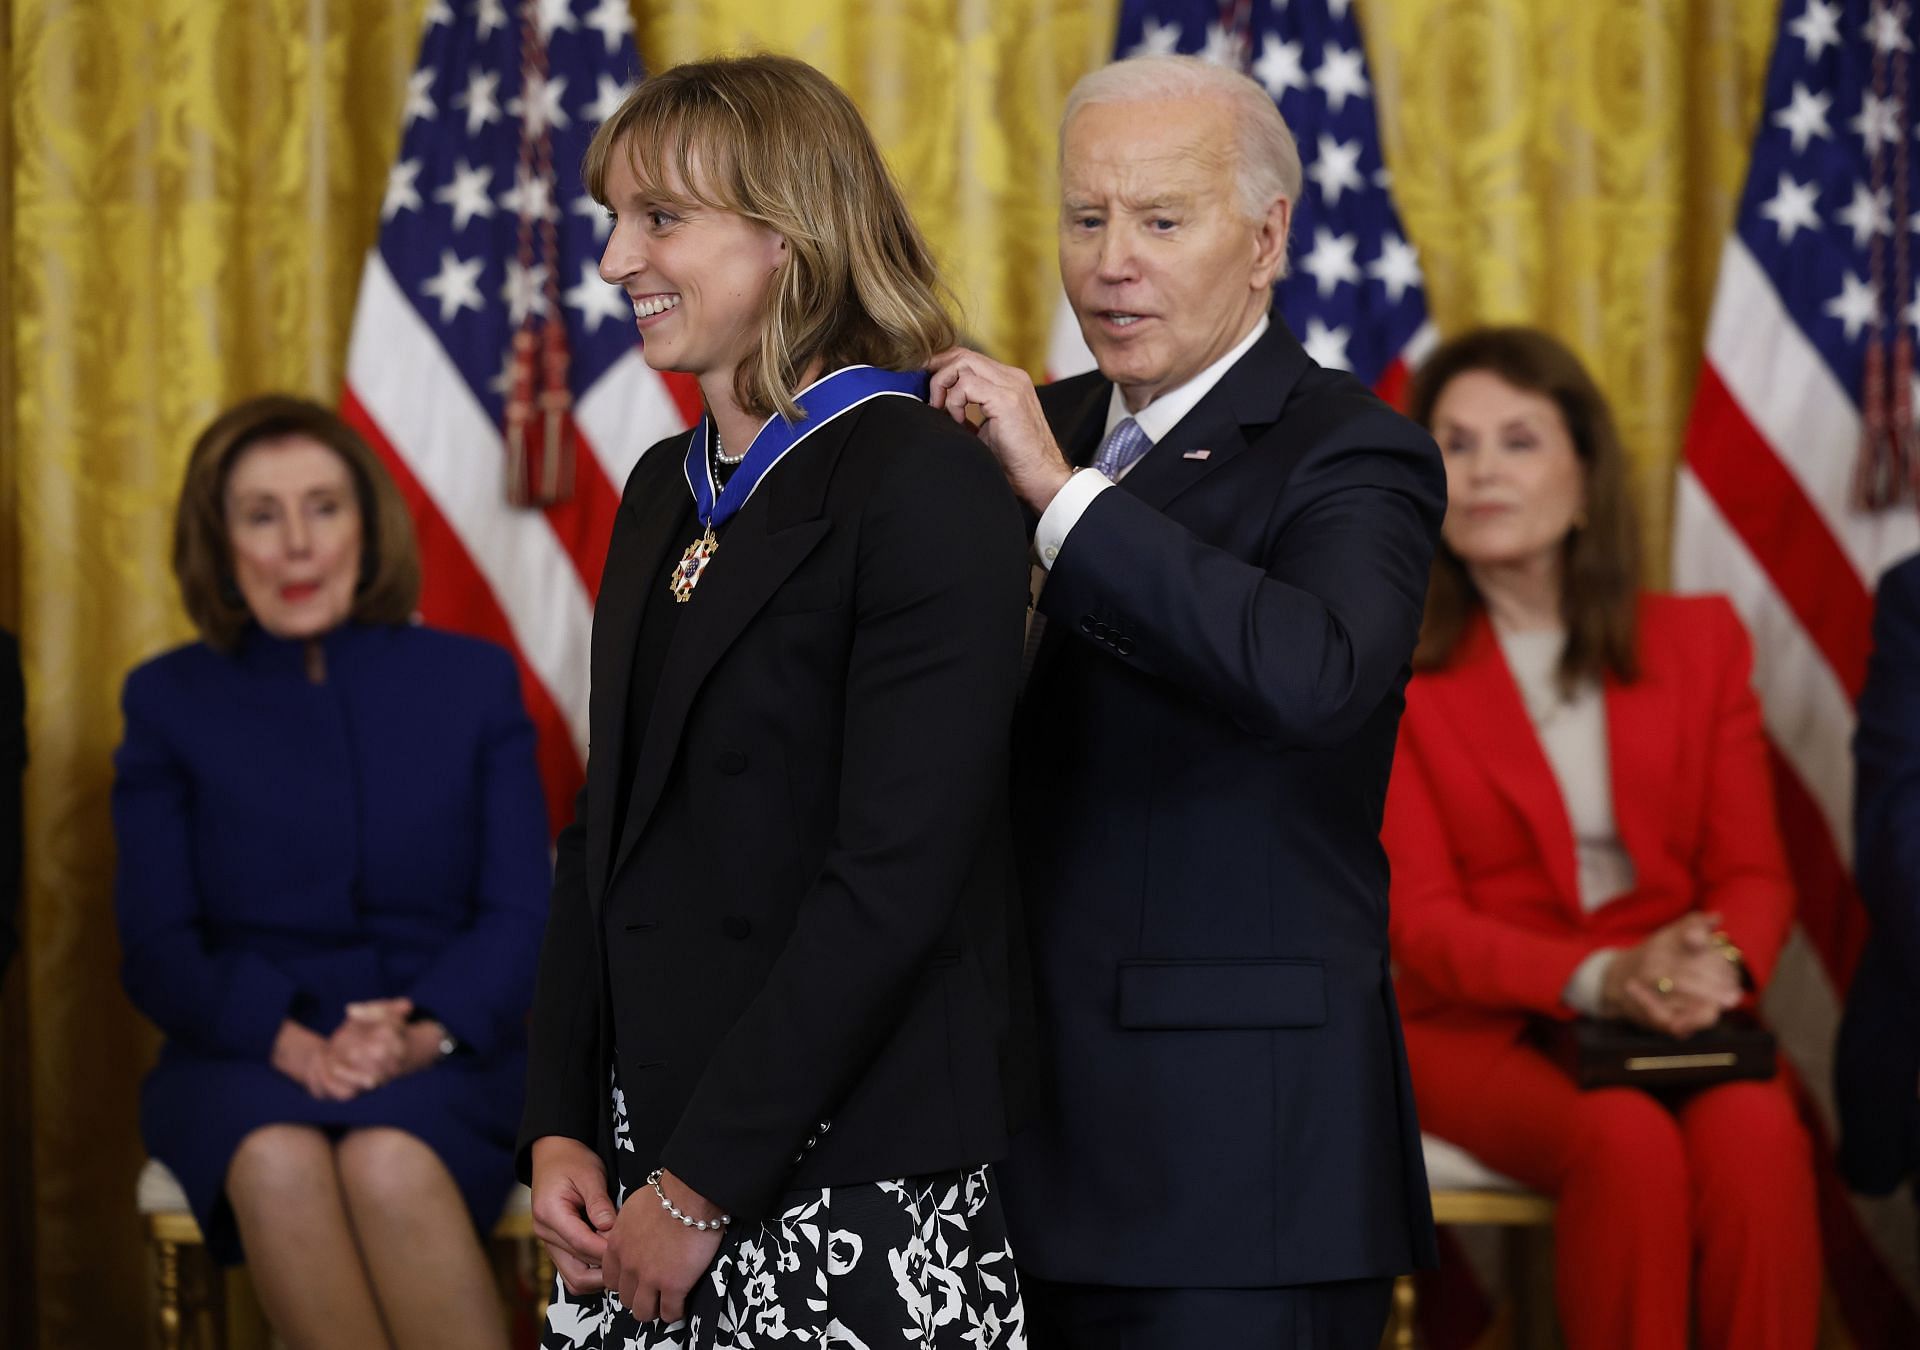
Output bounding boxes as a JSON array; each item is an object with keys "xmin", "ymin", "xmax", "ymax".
[
  {"xmin": 173, "ymin": 395, "xmax": 421, "ymax": 650},
  {"xmin": 582, "ymin": 54, "xmax": 958, "ymax": 422}
]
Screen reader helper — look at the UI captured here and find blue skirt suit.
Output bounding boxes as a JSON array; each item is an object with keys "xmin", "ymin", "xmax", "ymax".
[{"xmin": 113, "ymin": 622, "xmax": 551, "ymax": 1262}]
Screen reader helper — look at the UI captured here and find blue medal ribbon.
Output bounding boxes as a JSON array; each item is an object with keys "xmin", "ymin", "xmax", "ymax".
[{"xmin": 682, "ymin": 364, "xmax": 930, "ymax": 530}]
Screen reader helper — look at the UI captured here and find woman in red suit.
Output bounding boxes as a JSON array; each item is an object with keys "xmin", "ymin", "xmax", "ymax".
[{"xmin": 1385, "ymin": 327, "xmax": 1819, "ymax": 1350}]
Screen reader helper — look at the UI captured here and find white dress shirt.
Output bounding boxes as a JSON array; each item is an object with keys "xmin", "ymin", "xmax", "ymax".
[{"xmin": 1032, "ymin": 316, "xmax": 1270, "ymax": 571}]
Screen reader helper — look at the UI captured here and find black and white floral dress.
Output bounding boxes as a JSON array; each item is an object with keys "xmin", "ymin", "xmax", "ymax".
[{"xmin": 541, "ymin": 1072, "xmax": 1027, "ymax": 1350}]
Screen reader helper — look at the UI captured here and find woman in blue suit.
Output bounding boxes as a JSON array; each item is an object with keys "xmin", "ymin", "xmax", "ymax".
[{"xmin": 114, "ymin": 395, "xmax": 551, "ymax": 1350}]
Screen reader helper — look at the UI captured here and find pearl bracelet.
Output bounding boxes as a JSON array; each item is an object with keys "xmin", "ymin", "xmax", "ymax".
[{"xmin": 647, "ymin": 1169, "xmax": 731, "ymax": 1232}]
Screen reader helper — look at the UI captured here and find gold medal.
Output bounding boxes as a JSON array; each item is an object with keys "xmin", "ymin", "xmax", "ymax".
[{"xmin": 669, "ymin": 526, "xmax": 718, "ymax": 603}]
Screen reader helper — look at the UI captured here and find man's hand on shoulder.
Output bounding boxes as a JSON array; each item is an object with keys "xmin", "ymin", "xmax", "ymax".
[{"xmin": 928, "ymin": 347, "xmax": 1074, "ymax": 514}]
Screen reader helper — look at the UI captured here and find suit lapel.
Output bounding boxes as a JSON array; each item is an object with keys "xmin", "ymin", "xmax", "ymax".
[
  {"xmin": 1025, "ymin": 375, "xmax": 1113, "ymax": 692},
  {"xmin": 1426, "ymin": 620, "xmax": 1582, "ymax": 914},
  {"xmin": 1602, "ymin": 658, "xmax": 1675, "ymax": 885},
  {"xmin": 1118, "ymin": 403, "xmax": 1251, "ymax": 512},
  {"xmin": 1116, "ymin": 315, "xmax": 1310, "ymax": 514},
  {"xmin": 605, "ymin": 413, "xmax": 851, "ymax": 890},
  {"xmin": 1050, "ymin": 375, "xmax": 1110, "ymax": 468},
  {"xmin": 588, "ymin": 442, "xmax": 690, "ymax": 900}
]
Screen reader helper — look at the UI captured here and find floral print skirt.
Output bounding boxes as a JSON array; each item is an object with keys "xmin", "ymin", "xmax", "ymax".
[{"xmin": 540, "ymin": 1075, "xmax": 1026, "ymax": 1349}]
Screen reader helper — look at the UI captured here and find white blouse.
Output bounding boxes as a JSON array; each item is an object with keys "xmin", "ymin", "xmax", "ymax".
[{"xmin": 1495, "ymin": 627, "xmax": 1634, "ymax": 1013}]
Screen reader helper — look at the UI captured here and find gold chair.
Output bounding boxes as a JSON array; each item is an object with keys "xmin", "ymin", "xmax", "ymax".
[
  {"xmin": 137, "ymin": 1159, "xmax": 553, "ymax": 1350},
  {"xmin": 1382, "ymin": 1134, "xmax": 1558, "ymax": 1350}
]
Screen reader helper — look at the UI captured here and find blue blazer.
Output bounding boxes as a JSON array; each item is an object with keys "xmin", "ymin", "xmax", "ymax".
[
  {"xmin": 1001, "ymin": 316, "xmax": 1445, "ymax": 1288},
  {"xmin": 1839, "ymin": 552, "xmax": 1920, "ymax": 1195},
  {"xmin": 114, "ymin": 622, "xmax": 551, "ymax": 1259}
]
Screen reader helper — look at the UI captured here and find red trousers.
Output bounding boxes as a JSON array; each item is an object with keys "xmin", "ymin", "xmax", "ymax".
[{"xmin": 1406, "ymin": 1016, "xmax": 1821, "ymax": 1350}]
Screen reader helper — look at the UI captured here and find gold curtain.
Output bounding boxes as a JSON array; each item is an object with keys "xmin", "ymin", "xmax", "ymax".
[
  {"xmin": 2, "ymin": 2, "xmax": 1775, "ymax": 1346},
  {"xmin": 1364, "ymin": 0, "xmax": 1780, "ymax": 573},
  {"xmin": 5, "ymin": 3, "xmax": 429, "ymax": 1345}
]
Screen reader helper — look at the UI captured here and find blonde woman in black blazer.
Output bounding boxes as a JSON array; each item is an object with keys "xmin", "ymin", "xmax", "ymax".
[{"xmin": 522, "ymin": 56, "xmax": 1031, "ymax": 1350}]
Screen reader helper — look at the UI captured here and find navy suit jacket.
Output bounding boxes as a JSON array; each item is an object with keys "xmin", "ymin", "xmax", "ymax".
[
  {"xmin": 1000, "ymin": 316, "xmax": 1444, "ymax": 1288},
  {"xmin": 1839, "ymin": 551, "xmax": 1920, "ymax": 1194},
  {"xmin": 115, "ymin": 624, "xmax": 551, "ymax": 1060}
]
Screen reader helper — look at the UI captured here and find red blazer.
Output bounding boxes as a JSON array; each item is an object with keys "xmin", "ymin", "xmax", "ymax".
[{"xmin": 1385, "ymin": 593, "xmax": 1795, "ymax": 1029}]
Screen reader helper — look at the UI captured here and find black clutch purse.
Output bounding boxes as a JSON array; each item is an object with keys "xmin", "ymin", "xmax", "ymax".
[{"xmin": 1531, "ymin": 1011, "xmax": 1776, "ymax": 1093}]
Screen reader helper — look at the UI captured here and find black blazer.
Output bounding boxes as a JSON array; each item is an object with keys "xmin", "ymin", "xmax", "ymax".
[
  {"xmin": 519, "ymin": 393, "xmax": 1031, "ymax": 1221},
  {"xmin": 1838, "ymin": 551, "xmax": 1920, "ymax": 1196},
  {"xmin": 1000, "ymin": 317, "xmax": 1445, "ymax": 1288}
]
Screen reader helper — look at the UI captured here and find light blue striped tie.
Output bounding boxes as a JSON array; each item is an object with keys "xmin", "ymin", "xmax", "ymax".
[{"xmin": 1092, "ymin": 415, "xmax": 1152, "ymax": 480}]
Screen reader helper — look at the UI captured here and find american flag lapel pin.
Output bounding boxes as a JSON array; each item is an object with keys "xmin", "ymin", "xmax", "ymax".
[{"xmin": 1183, "ymin": 449, "xmax": 1212, "ymax": 460}]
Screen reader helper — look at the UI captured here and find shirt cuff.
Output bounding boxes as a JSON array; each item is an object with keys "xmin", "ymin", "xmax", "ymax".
[
  {"xmin": 1033, "ymin": 468, "xmax": 1114, "ymax": 571},
  {"xmin": 1562, "ymin": 949, "xmax": 1619, "ymax": 1017}
]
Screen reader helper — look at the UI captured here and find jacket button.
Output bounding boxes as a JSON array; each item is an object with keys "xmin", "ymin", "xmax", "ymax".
[
  {"xmin": 1114, "ymin": 637, "xmax": 1136, "ymax": 656},
  {"xmin": 1079, "ymin": 616, "xmax": 1097, "ymax": 635},
  {"xmin": 717, "ymin": 749, "xmax": 748, "ymax": 775},
  {"xmin": 723, "ymin": 916, "xmax": 752, "ymax": 940}
]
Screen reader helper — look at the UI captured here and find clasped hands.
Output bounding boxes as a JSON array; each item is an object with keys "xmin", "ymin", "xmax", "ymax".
[
  {"xmin": 268, "ymin": 997, "xmax": 444, "ymax": 1102},
  {"xmin": 531, "ymin": 1136, "xmax": 724, "ymax": 1323},
  {"xmin": 1600, "ymin": 911, "xmax": 1745, "ymax": 1038}
]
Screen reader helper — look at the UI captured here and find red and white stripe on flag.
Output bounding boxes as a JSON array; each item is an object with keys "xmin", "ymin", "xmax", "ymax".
[
  {"xmin": 339, "ymin": 1, "xmax": 697, "ymax": 834},
  {"xmin": 1675, "ymin": 2, "xmax": 1920, "ymax": 1342}
]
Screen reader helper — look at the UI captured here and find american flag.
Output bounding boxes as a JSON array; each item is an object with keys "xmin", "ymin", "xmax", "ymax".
[
  {"xmin": 1045, "ymin": 0, "xmax": 1435, "ymax": 398},
  {"xmin": 1674, "ymin": 0, "xmax": 1920, "ymax": 1341},
  {"xmin": 341, "ymin": 0, "xmax": 698, "ymax": 832}
]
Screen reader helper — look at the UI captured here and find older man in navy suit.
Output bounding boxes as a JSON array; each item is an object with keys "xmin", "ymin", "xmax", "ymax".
[{"xmin": 930, "ymin": 55, "xmax": 1442, "ymax": 1349}]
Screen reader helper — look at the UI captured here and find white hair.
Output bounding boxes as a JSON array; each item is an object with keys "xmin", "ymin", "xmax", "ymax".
[{"xmin": 1061, "ymin": 55, "xmax": 1302, "ymax": 221}]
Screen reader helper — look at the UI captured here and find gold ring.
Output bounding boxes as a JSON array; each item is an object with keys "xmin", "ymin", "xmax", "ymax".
[{"xmin": 1655, "ymin": 976, "xmax": 1675, "ymax": 996}]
